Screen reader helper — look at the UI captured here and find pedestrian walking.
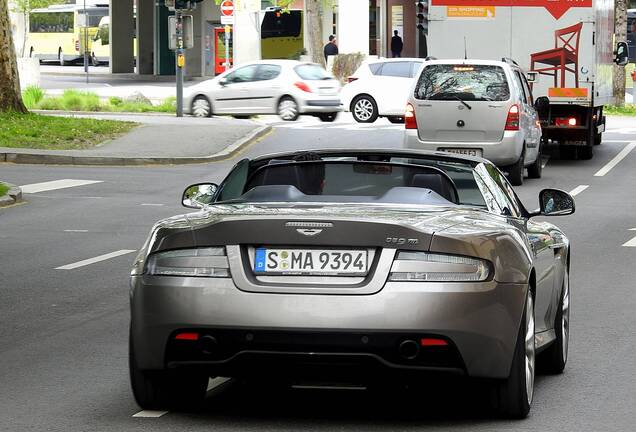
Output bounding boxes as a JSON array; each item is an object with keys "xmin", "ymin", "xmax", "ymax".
[
  {"xmin": 391, "ymin": 30, "xmax": 403, "ymax": 58},
  {"xmin": 324, "ymin": 35, "xmax": 339, "ymax": 64}
]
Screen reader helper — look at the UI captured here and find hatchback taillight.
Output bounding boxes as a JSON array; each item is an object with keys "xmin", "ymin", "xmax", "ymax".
[
  {"xmin": 505, "ymin": 104, "xmax": 520, "ymax": 131},
  {"xmin": 405, "ymin": 103, "xmax": 417, "ymax": 129},
  {"xmin": 294, "ymin": 82, "xmax": 312, "ymax": 93}
]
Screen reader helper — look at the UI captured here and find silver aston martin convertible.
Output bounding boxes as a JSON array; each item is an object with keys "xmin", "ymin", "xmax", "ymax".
[{"xmin": 129, "ymin": 149, "xmax": 573, "ymax": 418}]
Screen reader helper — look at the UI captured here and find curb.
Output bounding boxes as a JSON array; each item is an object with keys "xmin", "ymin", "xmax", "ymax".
[
  {"xmin": 0, "ymin": 125, "xmax": 271, "ymax": 166},
  {"xmin": 0, "ymin": 183, "xmax": 23, "ymax": 207}
]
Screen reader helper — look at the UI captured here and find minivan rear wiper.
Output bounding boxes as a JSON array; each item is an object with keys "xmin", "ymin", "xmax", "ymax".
[{"xmin": 453, "ymin": 96, "xmax": 472, "ymax": 110}]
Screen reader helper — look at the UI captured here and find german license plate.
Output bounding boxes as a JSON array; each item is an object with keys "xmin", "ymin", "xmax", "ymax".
[
  {"xmin": 254, "ymin": 248, "xmax": 368, "ymax": 275},
  {"xmin": 440, "ymin": 148, "xmax": 483, "ymax": 158}
]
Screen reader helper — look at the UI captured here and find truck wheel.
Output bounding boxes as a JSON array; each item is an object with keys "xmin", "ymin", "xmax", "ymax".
[
  {"xmin": 579, "ymin": 145, "xmax": 593, "ymax": 160},
  {"xmin": 527, "ymin": 151, "xmax": 542, "ymax": 179},
  {"xmin": 507, "ymin": 150, "xmax": 525, "ymax": 186}
]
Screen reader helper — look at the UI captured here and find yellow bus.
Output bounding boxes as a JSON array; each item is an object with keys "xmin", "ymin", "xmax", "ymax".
[
  {"xmin": 26, "ymin": 4, "xmax": 108, "ymax": 66},
  {"xmin": 260, "ymin": 8, "xmax": 304, "ymax": 60}
]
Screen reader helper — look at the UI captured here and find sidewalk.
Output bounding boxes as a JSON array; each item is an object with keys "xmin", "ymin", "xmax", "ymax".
[{"xmin": 0, "ymin": 113, "xmax": 271, "ymax": 165}]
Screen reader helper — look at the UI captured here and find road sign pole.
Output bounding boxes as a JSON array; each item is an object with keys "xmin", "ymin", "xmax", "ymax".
[{"xmin": 176, "ymin": 10, "xmax": 184, "ymax": 117}]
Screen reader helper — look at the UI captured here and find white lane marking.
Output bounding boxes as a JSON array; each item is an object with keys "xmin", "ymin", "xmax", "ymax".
[
  {"xmin": 569, "ymin": 185, "xmax": 589, "ymax": 197},
  {"xmin": 207, "ymin": 377, "xmax": 232, "ymax": 391},
  {"xmin": 20, "ymin": 179, "xmax": 103, "ymax": 194},
  {"xmin": 602, "ymin": 140, "xmax": 630, "ymax": 143},
  {"xmin": 64, "ymin": 229, "xmax": 89, "ymax": 233},
  {"xmin": 594, "ymin": 142, "xmax": 636, "ymax": 177},
  {"xmin": 623, "ymin": 228, "xmax": 636, "ymax": 247},
  {"xmin": 132, "ymin": 410, "xmax": 168, "ymax": 418},
  {"xmin": 141, "ymin": 203, "xmax": 165, "ymax": 206},
  {"xmin": 55, "ymin": 249, "xmax": 136, "ymax": 270}
]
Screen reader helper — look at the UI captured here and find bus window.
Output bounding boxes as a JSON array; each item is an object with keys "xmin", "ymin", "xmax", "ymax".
[
  {"xmin": 78, "ymin": 9, "xmax": 109, "ymax": 27},
  {"xmin": 30, "ymin": 12, "xmax": 73, "ymax": 33},
  {"xmin": 261, "ymin": 10, "xmax": 301, "ymax": 39}
]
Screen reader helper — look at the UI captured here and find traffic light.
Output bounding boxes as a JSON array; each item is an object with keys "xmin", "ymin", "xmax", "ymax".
[{"xmin": 416, "ymin": 1, "xmax": 426, "ymax": 32}]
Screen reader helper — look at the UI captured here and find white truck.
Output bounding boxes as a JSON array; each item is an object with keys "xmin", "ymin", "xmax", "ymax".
[{"xmin": 426, "ymin": 1, "xmax": 628, "ymax": 159}]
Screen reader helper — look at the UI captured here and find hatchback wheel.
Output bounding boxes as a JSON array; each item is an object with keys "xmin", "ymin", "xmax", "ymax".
[
  {"xmin": 527, "ymin": 150, "xmax": 542, "ymax": 179},
  {"xmin": 507, "ymin": 149, "xmax": 525, "ymax": 186},
  {"xmin": 278, "ymin": 97, "xmax": 299, "ymax": 121},
  {"xmin": 495, "ymin": 292, "xmax": 535, "ymax": 418},
  {"xmin": 192, "ymin": 96, "xmax": 212, "ymax": 117},
  {"xmin": 538, "ymin": 267, "xmax": 570, "ymax": 374},
  {"xmin": 351, "ymin": 95, "xmax": 378, "ymax": 123}
]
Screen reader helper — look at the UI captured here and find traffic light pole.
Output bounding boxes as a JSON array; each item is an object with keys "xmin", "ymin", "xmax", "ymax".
[{"xmin": 175, "ymin": 10, "xmax": 184, "ymax": 117}]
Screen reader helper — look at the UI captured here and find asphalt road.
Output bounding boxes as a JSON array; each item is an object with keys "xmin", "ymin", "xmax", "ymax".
[{"xmin": 1, "ymin": 114, "xmax": 636, "ymax": 431}]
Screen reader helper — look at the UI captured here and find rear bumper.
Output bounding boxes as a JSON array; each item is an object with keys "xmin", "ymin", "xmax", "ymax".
[
  {"xmin": 403, "ymin": 130, "xmax": 523, "ymax": 166},
  {"xmin": 299, "ymin": 98, "xmax": 342, "ymax": 113},
  {"xmin": 130, "ymin": 275, "xmax": 527, "ymax": 379}
]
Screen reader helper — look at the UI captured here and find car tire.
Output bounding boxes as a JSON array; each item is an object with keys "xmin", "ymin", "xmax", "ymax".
[
  {"xmin": 594, "ymin": 133, "xmax": 602, "ymax": 146},
  {"xmin": 507, "ymin": 149, "xmax": 525, "ymax": 186},
  {"xmin": 387, "ymin": 116, "xmax": 405, "ymax": 124},
  {"xmin": 232, "ymin": 115, "xmax": 251, "ymax": 120},
  {"xmin": 191, "ymin": 95, "xmax": 212, "ymax": 118},
  {"xmin": 351, "ymin": 95, "xmax": 379, "ymax": 123},
  {"xmin": 526, "ymin": 150, "xmax": 542, "ymax": 179},
  {"xmin": 494, "ymin": 292, "xmax": 535, "ymax": 419},
  {"xmin": 129, "ymin": 332, "xmax": 207, "ymax": 410},
  {"xmin": 58, "ymin": 49, "xmax": 66, "ymax": 66},
  {"xmin": 278, "ymin": 96, "xmax": 299, "ymax": 121},
  {"xmin": 538, "ymin": 266, "xmax": 569, "ymax": 374},
  {"xmin": 318, "ymin": 112, "xmax": 338, "ymax": 122}
]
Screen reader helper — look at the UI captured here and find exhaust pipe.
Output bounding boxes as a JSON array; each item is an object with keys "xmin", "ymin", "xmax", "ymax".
[
  {"xmin": 199, "ymin": 335, "xmax": 218, "ymax": 354},
  {"xmin": 398, "ymin": 339, "xmax": 420, "ymax": 360}
]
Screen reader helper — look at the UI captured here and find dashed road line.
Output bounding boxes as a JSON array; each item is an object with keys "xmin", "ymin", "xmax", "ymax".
[
  {"xmin": 132, "ymin": 410, "xmax": 168, "ymax": 418},
  {"xmin": 623, "ymin": 228, "xmax": 636, "ymax": 247},
  {"xmin": 594, "ymin": 142, "xmax": 636, "ymax": 177},
  {"xmin": 55, "ymin": 249, "xmax": 136, "ymax": 270},
  {"xmin": 64, "ymin": 229, "xmax": 89, "ymax": 233},
  {"xmin": 569, "ymin": 185, "xmax": 589, "ymax": 197},
  {"xmin": 20, "ymin": 179, "xmax": 103, "ymax": 194},
  {"xmin": 140, "ymin": 203, "xmax": 165, "ymax": 206}
]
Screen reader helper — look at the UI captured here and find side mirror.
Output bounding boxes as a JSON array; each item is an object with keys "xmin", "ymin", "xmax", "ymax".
[
  {"xmin": 534, "ymin": 96, "xmax": 550, "ymax": 112},
  {"xmin": 219, "ymin": 78, "xmax": 228, "ymax": 86},
  {"xmin": 531, "ymin": 188, "xmax": 575, "ymax": 217},
  {"xmin": 526, "ymin": 71, "xmax": 539, "ymax": 84},
  {"xmin": 614, "ymin": 41, "xmax": 629, "ymax": 66},
  {"xmin": 182, "ymin": 183, "xmax": 218, "ymax": 209}
]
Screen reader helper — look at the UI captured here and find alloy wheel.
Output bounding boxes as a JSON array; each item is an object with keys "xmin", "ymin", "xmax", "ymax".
[
  {"xmin": 278, "ymin": 99, "xmax": 298, "ymax": 121},
  {"xmin": 562, "ymin": 269, "xmax": 570, "ymax": 363},
  {"xmin": 192, "ymin": 97, "xmax": 211, "ymax": 117},
  {"xmin": 525, "ymin": 294, "xmax": 536, "ymax": 405},
  {"xmin": 354, "ymin": 98, "xmax": 374, "ymax": 121}
]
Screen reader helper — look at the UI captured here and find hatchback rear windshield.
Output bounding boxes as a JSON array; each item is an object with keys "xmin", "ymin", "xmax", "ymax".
[
  {"xmin": 415, "ymin": 64, "xmax": 510, "ymax": 101},
  {"xmin": 295, "ymin": 64, "xmax": 332, "ymax": 80}
]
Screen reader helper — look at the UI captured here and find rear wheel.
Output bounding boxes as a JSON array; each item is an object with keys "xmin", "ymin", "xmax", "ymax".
[
  {"xmin": 495, "ymin": 292, "xmax": 535, "ymax": 418},
  {"xmin": 507, "ymin": 149, "xmax": 525, "ymax": 186},
  {"xmin": 538, "ymin": 267, "xmax": 570, "ymax": 374},
  {"xmin": 351, "ymin": 95, "xmax": 378, "ymax": 123},
  {"xmin": 129, "ymin": 334, "xmax": 207, "ymax": 410},
  {"xmin": 278, "ymin": 96, "xmax": 299, "ymax": 121},
  {"xmin": 526, "ymin": 149, "xmax": 542, "ymax": 179},
  {"xmin": 191, "ymin": 95, "xmax": 212, "ymax": 117},
  {"xmin": 318, "ymin": 112, "xmax": 338, "ymax": 122}
]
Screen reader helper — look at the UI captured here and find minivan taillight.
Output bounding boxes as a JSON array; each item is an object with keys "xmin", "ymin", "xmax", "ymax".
[
  {"xmin": 347, "ymin": 76, "xmax": 358, "ymax": 83},
  {"xmin": 505, "ymin": 105, "xmax": 520, "ymax": 131},
  {"xmin": 405, "ymin": 103, "xmax": 417, "ymax": 129}
]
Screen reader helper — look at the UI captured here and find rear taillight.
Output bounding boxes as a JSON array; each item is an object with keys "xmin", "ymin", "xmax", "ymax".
[
  {"xmin": 347, "ymin": 76, "xmax": 358, "ymax": 83},
  {"xmin": 505, "ymin": 104, "xmax": 520, "ymax": 131},
  {"xmin": 294, "ymin": 82, "xmax": 312, "ymax": 93},
  {"xmin": 75, "ymin": 40, "xmax": 80, "ymax": 51},
  {"xmin": 405, "ymin": 103, "xmax": 417, "ymax": 129},
  {"xmin": 555, "ymin": 117, "xmax": 577, "ymax": 127}
]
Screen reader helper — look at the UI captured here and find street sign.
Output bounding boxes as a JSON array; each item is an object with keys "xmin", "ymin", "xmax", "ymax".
[
  {"xmin": 221, "ymin": 15, "xmax": 234, "ymax": 25},
  {"xmin": 220, "ymin": 0, "xmax": 234, "ymax": 16}
]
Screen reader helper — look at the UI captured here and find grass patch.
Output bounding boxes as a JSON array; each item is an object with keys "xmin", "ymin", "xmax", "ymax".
[
  {"xmin": 0, "ymin": 182, "xmax": 8, "ymax": 197},
  {"xmin": 23, "ymin": 87, "xmax": 176, "ymax": 113},
  {"xmin": 604, "ymin": 105, "xmax": 636, "ymax": 116},
  {"xmin": 0, "ymin": 112, "xmax": 137, "ymax": 150}
]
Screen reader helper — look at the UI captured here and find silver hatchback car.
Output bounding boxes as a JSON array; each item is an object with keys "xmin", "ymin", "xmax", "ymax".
[
  {"xmin": 184, "ymin": 60, "xmax": 342, "ymax": 122},
  {"xmin": 404, "ymin": 59, "xmax": 542, "ymax": 185}
]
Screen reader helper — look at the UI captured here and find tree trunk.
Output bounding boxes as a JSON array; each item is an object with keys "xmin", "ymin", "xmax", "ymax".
[
  {"xmin": 614, "ymin": 0, "xmax": 627, "ymax": 107},
  {"xmin": 305, "ymin": 0, "xmax": 325, "ymax": 66},
  {"xmin": 0, "ymin": 0, "xmax": 27, "ymax": 113}
]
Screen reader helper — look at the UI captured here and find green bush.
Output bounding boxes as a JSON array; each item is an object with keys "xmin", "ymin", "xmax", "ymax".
[
  {"xmin": 331, "ymin": 53, "xmax": 366, "ymax": 84},
  {"xmin": 37, "ymin": 97, "xmax": 63, "ymax": 111},
  {"xmin": 60, "ymin": 90, "xmax": 87, "ymax": 111},
  {"xmin": 109, "ymin": 96, "xmax": 123, "ymax": 106},
  {"xmin": 22, "ymin": 86, "xmax": 45, "ymax": 109}
]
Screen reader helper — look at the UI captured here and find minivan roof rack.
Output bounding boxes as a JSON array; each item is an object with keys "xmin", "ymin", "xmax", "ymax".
[{"xmin": 501, "ymin": 57, "xmax": 519, "ymax": 66}]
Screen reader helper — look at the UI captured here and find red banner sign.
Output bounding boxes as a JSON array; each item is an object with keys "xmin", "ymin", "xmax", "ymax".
[{"xmin": 431, "ymin": 0, "xmax": 592, "ymax": 19}]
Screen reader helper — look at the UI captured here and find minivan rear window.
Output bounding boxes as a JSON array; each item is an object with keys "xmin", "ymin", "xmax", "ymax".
[{"xmin": 415, "ymin": 64, "xmax": 510, "ymax": 101}]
